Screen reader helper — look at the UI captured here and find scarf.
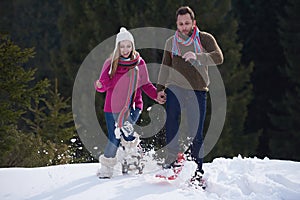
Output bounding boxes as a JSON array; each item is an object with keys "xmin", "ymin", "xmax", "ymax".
[
  {"xmin": 172, "ymin": 26, "xmax": 203, "ymax": 57},
  {"xmin": 114, "ymin": 54, "xmax": 140, "ymax": 138},
  {"xmin": 118, "ymin": 53, "xmax": 140, "ymax": 68}
]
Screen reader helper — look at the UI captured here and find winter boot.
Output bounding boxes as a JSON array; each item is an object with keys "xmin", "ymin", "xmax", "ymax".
[
  {"xmin": 97, "ymin": 155, "xmax": 117, "ymax": 179},
  {"xmin": 190, "ymin": 168, "xmax": 206, "ymax": 189}
]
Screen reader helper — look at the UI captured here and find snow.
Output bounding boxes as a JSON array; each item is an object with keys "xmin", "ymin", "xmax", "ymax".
[{"xmin": 1, "ymin": 155, "xmax": 300, "ymax": 200}]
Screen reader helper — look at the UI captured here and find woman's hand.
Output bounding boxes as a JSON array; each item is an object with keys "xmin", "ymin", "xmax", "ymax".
[{"xmin": 95, "ymin": 80, "xmax": 102, "ymax": 88}]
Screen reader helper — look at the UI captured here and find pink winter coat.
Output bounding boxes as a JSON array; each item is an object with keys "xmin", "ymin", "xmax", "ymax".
[{"xmin": 95, "ymin": 58, "xmax": 157, "ymax": 113}]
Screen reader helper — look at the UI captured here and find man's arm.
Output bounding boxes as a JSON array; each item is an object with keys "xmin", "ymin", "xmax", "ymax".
[
  {"xmin": 196, "ymin": 32, "xmax": 224, "ymax": 66},
  {"xmin": 182, "ymin": 32, "xmax": 223, "ymax": 66}
]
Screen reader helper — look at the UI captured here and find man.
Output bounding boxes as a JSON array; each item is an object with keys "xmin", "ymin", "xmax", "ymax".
[{"xmin": 157, "ymin": 6, "xmax": 223, "ymax": 185}]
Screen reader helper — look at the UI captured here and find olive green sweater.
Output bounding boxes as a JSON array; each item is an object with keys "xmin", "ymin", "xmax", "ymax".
[{"xmin": 157, "ymin": 31, "xmax": 224, "ymax": 92}]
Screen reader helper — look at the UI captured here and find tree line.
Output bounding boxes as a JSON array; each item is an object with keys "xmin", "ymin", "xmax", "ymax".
[{"xmin": 0, "ymin": 0, "xmax": 299, "ymax": 167}]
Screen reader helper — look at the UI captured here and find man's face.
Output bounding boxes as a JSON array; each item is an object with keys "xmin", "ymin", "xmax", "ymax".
[{"xmin": 176, "ymin": 13, "xmax": 195, "ymax": 36}]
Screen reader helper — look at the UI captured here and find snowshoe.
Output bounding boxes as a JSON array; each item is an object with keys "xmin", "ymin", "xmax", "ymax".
[
  {"xmin": 118, "ymin": 133, "xmax": 145, "ymax": 175},
  {"xmin": 155, "ymin": 152, "xmax": 185, "ymax": 180}
]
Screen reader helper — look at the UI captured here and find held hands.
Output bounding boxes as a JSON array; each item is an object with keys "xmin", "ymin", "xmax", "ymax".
[
  {"xmin": 95, "ymin": 80, "xmax": 102, "ymax": 88},
  {"xmin": 156, "ymin": 91, "xmax": 166, "ymax": 104}
]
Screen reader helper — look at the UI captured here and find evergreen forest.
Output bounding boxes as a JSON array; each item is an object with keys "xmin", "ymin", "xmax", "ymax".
[{"xmin": 0, "ymin": 0, "xmax": 299, "ymax": 167}]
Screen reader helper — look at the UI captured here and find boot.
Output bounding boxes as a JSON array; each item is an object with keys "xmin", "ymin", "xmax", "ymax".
[
  {"xmin": 190, "ymin": 168, "xmax": 206, "ymax": 189},
  {"xmin": 97, "ymin": 155, "xmax": 117, "ymax": 179}
]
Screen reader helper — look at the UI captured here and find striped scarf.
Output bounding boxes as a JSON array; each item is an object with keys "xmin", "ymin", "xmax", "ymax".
[
  {"xmin": 115, "ymin": 55, "xmax": 140, "ymax": 132},
  {"xmin": 118, "ymin": 53, "xmax": 140, "ymax": 67},
  {"xmin": 172, "ymin": 26, "xmax": 203, "ymax": 57}
]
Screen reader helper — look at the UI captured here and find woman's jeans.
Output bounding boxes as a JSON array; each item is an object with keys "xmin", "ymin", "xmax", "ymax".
[
  {"xmin": 165, "ymin": 85, "xmax": 207, "ymax": 171},
  {"xmin": 104, "ymin": 107, "xmax": 141, "ymax": 158}
]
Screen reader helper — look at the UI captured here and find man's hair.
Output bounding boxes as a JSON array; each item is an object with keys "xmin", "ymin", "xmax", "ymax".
[{"xmin": 176, "ymin": 6, "xmax": 195, "ymax": 21}]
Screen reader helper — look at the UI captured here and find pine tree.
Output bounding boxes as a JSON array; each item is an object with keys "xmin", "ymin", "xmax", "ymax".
[
  {"xmin": 0, "ymin": 34, "xmax": 50, "ymax": 133},
  {"xmin": 233, "ymin": 0, "xmax": 287, "ymax": 158},
  {"xmin": 0, "ymin": 34, "xmax": 51, "ymax": 167},
  {"xmin": 24, "ymin": 79, "xmax": 73, "ymax": 164},
  {"xmin": 268, "ymin": 0, "xmax": 300, "ymax": 160},
  {"xmin": 25, "ymin": 79, "xmax": 94, "ymax": 164}
]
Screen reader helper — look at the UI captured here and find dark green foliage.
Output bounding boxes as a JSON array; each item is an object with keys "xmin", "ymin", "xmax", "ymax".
[
  {"xmin": 0, "ymin": 34, "xmax": 50, "ymax": 132},
  {"xmin": 0, "ymin": 35, "xmax": 93, "ymax": 166},
  {"xmin": 0, "ymin": 35, "xmax": 51, "ymax": 167},
  {"xmin": 24, "ymin": 79, "xmax": 75, "ymax": 165},
  {"xmin": 0, "ymin": 128, "xmax": 54, "ymax": 167},
  {"xmin": 0, "ymin": 0, "xmax": 62, "ymax": 81},
  {"xmin": 233, "ymin": 0, "xmax": 300, "ymax": 160},
  {"xmin": 268, "ymin": 0, "xmax": 300, "ymax": 160},
  {"xmin": 233, "ymin": 1, "xmax": 287, "ymax": 156}
]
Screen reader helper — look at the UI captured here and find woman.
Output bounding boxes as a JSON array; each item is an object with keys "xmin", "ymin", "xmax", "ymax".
[{"xmin": 95, "ymin": 27, "xmax": 159, "ymax": 178}]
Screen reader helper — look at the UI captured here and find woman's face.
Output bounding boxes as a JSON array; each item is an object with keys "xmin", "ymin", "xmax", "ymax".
[{"xmin": 119, "ymin": 40, "xmax": 133, "ymax": 58}]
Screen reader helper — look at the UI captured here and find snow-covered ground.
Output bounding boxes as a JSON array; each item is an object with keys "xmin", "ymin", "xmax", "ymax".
[{"xmin": 1, "ymin": 155, "xmax": 300, "ymax": 200}]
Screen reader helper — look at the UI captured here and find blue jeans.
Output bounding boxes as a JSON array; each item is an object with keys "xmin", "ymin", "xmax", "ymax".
[
  {"xmin": 165, "ymin": 85, "xmax": 207, "ymax": 171},
  {"xmin": 104, "ymin": 107, "xmax": 141, "ymax": 158}
]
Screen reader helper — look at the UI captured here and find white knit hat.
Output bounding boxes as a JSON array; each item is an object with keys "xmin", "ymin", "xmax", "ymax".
[
  {"xmin": 109, "ymin": 27, "xmax": 135, "ymax": 75},
  {"xmin": 115, "ymin": 27, "xmax": 135, "ymax": 50}
]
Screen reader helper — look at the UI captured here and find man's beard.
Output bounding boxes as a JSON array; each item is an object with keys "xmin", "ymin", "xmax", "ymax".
[{"xmin": 180, "ymin": 27, "xmax": 194, "ymax": 37}]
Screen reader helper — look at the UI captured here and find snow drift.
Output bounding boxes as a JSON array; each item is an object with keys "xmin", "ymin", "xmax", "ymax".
[{"xmin": 1, "ymin": 155, "xmax": 300, "ymax": 200}]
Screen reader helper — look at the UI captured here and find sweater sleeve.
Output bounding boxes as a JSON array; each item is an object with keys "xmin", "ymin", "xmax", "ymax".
[
  {"xmin": 95, "ymin": 59, "xmax": 113, "ymax": 93},
  {"xmin": 196, "ymin": 32, "xmax": 224, "ymax": 66},
  {"xmin": 138, "ymin": 59, "xmax": 158, "ymax": 100}
]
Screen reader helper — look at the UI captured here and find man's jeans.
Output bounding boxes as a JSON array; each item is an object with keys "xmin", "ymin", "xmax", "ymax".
[{"xmin": 165, "ymin": 85, "xmax": 207, "ymax": 170}]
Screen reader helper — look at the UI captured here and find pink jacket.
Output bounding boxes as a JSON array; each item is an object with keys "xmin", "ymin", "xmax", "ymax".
[{"xmin": 95, "ymin": 58, "xmax": 157, "ymax": 113}]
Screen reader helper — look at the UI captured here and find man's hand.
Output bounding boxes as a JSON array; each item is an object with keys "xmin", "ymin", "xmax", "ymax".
[
  {"xmin": 156, "ymin": 91, "xmax": 166, "ymax": 104},
  {"xmin": 182, "ymin": 51, "xmax": 196, "ymax": 62}
]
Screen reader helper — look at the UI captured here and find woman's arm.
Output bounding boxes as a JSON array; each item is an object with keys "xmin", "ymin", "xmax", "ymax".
[
  {"xmin": 138, "ymin": 59, "xmax": 158, "ymax": 100},
  {"xmin": 95, "ymin": 59, "xmax": 113, "ymax": 92}
]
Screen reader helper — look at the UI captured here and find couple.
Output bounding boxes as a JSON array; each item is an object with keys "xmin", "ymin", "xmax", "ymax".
[{"xmin": 94, "ymin": 6, "xmax": 224, "ymax": 185}]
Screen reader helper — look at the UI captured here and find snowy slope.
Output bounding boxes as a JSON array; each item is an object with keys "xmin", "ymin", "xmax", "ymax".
[{"xmin": 1, "ymin": 155, "xmax": 300, "ymax": 200}]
